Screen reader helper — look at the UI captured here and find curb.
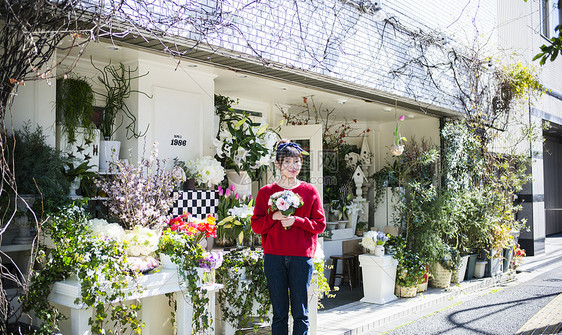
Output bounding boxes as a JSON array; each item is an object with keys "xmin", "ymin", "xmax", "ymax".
[{"xmin": 317, "ymin": 270, "xmax": 518, "ymax": 335}]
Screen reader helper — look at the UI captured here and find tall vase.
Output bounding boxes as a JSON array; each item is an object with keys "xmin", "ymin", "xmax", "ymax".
[
  {"xmin": 225, "ymin": 170, "xmax": 252, "ymax": 198},
  {"xmin": 99, "ymin": 140, "xmax": 121, "ymax": 173}
]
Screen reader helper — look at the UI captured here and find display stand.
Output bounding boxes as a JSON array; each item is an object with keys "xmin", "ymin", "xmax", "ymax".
[
  {"xmin": 359, "ymin": 254, "xmax": 398, "ymax": 304},
  {"xmin": 48, "ymin": 269, "xmax": 223, "ymax": 334}
]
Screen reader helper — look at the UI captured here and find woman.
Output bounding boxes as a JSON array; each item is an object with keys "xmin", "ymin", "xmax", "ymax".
[{"xmin": 251, "ymin": 140, "xmax": 326, "ymax": 335}]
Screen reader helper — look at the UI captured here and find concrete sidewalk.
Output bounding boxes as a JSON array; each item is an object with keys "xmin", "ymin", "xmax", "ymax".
[{"xmin": 317, "ymin": 235, "xmax": 562, "ymax": 335}]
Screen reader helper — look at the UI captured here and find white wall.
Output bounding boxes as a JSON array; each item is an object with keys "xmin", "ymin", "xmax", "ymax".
[{"xmin": 8, "ymin": 79, "xmax": 57, "ymax": 147}]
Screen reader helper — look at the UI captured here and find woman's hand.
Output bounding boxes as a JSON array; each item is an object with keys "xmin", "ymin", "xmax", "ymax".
[
  {"xmin": 280, "ymin": 216, "xmax": 295, "ymax": 229},
  {"xmin": 272, "ymin": 211, "xmax": 286, "ymax": 221}
]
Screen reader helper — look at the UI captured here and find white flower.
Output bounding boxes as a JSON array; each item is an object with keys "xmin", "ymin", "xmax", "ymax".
[
  {"xmin": 88, "ymin": 219, "xmax": 126, "ymax": 242},
  {"xmin": 124, "ymin": 225, "xmax": 160, "ymax": 257},
  {"xmin": 228, "ymin": 204, "xmax": 254, "ymax": 219},
  {"xmin": 360, "ymin": 231, "xmax": 378, "ymax": 251},
  {"xmin": 190, "ymin": 156, "xmax": 225, "ymax": 187},
  {"xmin": 234, "ymin": 147, "xmax": 249, "ymax": 166},
  {"xmin": 251, "ymin": 154, "xmax": 272, "ymax": 169}
]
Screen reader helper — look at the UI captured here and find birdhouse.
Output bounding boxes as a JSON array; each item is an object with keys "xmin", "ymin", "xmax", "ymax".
[{"xmin": 360, "ymin": 136, "xmax": 372, "ymax": 166}]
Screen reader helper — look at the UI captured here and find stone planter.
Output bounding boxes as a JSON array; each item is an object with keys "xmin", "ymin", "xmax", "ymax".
[
  {"xmin": 503, "ymin": 247, "xmax": 514, "ymax": 272},
  {"xmin": 451, "ymin": 255, "xmax": 469, "ymax": 284},
  {"xmin": 464, "ymin": 254, "xmax": 478, "ymax": 281}
]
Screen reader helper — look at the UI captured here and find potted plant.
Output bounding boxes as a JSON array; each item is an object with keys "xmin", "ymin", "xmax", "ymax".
[
  {"xmin": 390, "ymin": 114, "xmax": 407, "ymax": 156},
  {"xmin": 158, "ymin": 212, "xmax": 219, "ymax": 333},
  {"xmin": 394, "ymin": 249, "xmax": 426, "ymax": 298},
  {"xmin": 355, "ymin": 221, "xmax": 368, "ymax": 236},
  {"xmin": 91, "ymin": 58, "xmax": 150, "ymax": 172},
  {"xmin": 56, "ymin": 76, "xmax": 96, "ymax": 144},
  {"xmin": 3, "ymin": 123, "xmax": 70, "ymax": 216},
  {"xmin": 217, "ymin": 200, "xmax": 255, "ymax": 247},
  {"xmin": 64, "ymin": 160, "xmax": 96, "ymax": 197},
  {"xmin": 95, "ymin": 143, "xmax": 185, "ymax": 229},
  {"xmin": 216, "ymin": 248, "xmax": 272, "ymax": 332},
  {"xmin": 213, "ymin": 94, "xmax": 280, "ymax": 195}
]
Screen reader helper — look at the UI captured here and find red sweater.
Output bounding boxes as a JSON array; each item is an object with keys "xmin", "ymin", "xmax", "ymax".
[{"xmin": 251, "ymin": 182, "xmax": 326, "ymax": 257}]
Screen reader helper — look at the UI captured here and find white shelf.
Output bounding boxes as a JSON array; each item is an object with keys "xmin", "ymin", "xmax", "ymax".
[{"xmin": 0, "ymin": 244, "xmax": 32, "ymax": 253}]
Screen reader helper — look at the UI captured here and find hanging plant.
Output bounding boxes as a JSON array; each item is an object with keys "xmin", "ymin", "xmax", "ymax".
[
  {"xmin": 391, "ymin": 114, "xmax": 407, "ymax": 156},
  {"xmin": 55, "ymin": 76, "xmax": 96, "ymax": 143}
]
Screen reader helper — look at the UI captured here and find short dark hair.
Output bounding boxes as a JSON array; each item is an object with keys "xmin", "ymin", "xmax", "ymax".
[{"xmin": 275, "ymin": 140, "xmax": 303, "ymax": 163}]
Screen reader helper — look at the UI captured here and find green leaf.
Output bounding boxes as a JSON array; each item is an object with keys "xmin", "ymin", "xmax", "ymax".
[
  {"xmin": 234, "ymin": 117, "xmax": 247, "ymax": 129},
  {"xmin": 218, "ymin": 216, "xmax": 235, "ymax": 225},
  {"xmin": 255, "ymin": 124, "xmax": 268, "ymax": 136}
]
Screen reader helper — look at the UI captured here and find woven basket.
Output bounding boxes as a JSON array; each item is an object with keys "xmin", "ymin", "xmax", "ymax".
[
  {"xmin": 395, "ymin": 284, "xmax": 417, "ymax": 298},
  {"xmin": 429, "ymin": 262, "xmax": 452, "ymax": 288},
  {"xmin": 417, "ymin": 280, "xmax": 428, "ymax": 293}
]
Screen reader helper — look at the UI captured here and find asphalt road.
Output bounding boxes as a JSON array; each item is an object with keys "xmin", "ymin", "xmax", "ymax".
[{"xmin": 384, "ymin": 266, "xmax": 562, "ymax": 335}]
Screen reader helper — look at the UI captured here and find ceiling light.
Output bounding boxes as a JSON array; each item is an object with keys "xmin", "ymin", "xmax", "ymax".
[
  {"xmin": 238, "ymin": 74, "xmax": 248, "ymax": 78},
  {"xmin": 186, "ymin": 64, "xmax": 198, "ymax": 68},
  {"xmin": 383, "ymin": 107, "xmax": 393, "ymax": 112},
  {"xmin": 337, "ymin": 99, "xmax": 348, "ymax": 105},
  {"xmin": 280, "ymin": 87, "xmax": 288, "ymax": 91},
  {"xmin": 106, "ymin": 45, "xmax": 120, "ymax": 51}
]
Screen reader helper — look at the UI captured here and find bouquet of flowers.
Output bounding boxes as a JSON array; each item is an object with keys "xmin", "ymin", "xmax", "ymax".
[
  {"xmin": 268, "ymin": 190, "xmax": 304, "ymax": 216},
  {"xmin": 361, "ymin": 230, "xmax": 389, "ymax": 251}
]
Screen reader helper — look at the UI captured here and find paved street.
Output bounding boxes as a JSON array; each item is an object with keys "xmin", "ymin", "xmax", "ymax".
[
  {"xmin": 317, "ymin": 234, "xmax": 562, "ymax": 334},
  {"xmin": 384, "ymin": 265, "xmax": 562, "ymax": 335}
]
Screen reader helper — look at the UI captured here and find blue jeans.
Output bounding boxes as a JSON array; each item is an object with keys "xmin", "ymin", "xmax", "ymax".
[{"xmin": 264, "ymin": 254, "xmax": 314, "ymax": 335}]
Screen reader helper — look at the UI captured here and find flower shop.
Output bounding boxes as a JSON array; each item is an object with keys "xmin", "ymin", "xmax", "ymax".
[{"xmin": 1, "ymin": 33, "xmax": 531, "ymax": 334}]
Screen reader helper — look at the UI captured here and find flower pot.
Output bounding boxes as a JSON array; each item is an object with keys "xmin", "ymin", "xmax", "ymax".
[
  {"xmin": 451, "ymin": 255, "xmax": 469, "ymax": 284},
  {"xmin": 429, "ymin": 262, "xmax": 452, "ymax": 288},
  {"xmin": 503, "ymin": 247, "xmax": 514, "ymax": 272},
  {"xmin": 390, "ymin": 144, "xmax": 404, "ymax": 156},
  {"xmin": 337, "ymin": 221, "xmax": 348, "ymax": 229},
  {"xmin": 474, "ymin": 260, "xmax": 487, "ymax": 279},
  {"xmin": 99, "ymin": 140, "xmax": 121, "ymax": 172},
  {"xmin": 395, "ymin": 284, "xmax": 417, "ymax": 298},
  {"xmin": 483, "ymin": 248, "xmax": 503, "ymax": 277},
  {"xmin": 183, "ymin": 178, "xmax": 196, "ymax": 190},
  {"xmin": 464, "ymin": 254, "xmax": 478, "ymax": 281},
  {"xmin": 68, "ymin": 177, "xmax": 81, "ymax": 197},
  {"xmin": 373, "ymin": 245, "xmax": 385, "ymax": 257},
  {"xmin": 226, "ymin": 170, "xmax": 252, "ymax": 198},
  {"xmin": 326, "ymin": 222, "xmax": 338, "ymax": 231},
  {"xmin": 159, "ymin": 253, "xmax": 178, "ymax": 270},
  {"xmin": 417, "ymin": 265, "xmax": 429, "ymax": 292}
]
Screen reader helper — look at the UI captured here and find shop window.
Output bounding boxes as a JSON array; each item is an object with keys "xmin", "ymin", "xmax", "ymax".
[{"xmin": 540, "ymin": 0, "xmax": 561, "ymax": 39}]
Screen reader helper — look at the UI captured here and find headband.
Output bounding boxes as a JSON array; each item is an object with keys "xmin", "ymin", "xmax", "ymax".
[{"xmin": 277, "ymin": 142, "xmax": 309, "ymax": 155}]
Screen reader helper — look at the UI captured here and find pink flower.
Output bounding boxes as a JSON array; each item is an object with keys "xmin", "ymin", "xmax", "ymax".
[
  {"xmin": 235, "ymin": 193, "xmax": 239, "ymax": 200},
  {"xmin": 399, "ymin": 115, "xmax": 405, "ymax": 121},
  {"xmin": 230, "ymin": 184, "xmax": 236, "ymax": 192},
  {"xmin": 225, "ymin": 188, "xmax": 231, "ymax": 197},
  {"xmin": 276, "ymin": 198, "xmax": 290, "ymax": 211},
  {"xmin": 218, "ymin": 186, "xmax": 223, "ymax": 196}
]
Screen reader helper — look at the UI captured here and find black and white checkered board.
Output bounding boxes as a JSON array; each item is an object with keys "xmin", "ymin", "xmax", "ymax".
[{"xmin": 171, "ymin": 190, "xmax": 219, "ymax": 219}]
